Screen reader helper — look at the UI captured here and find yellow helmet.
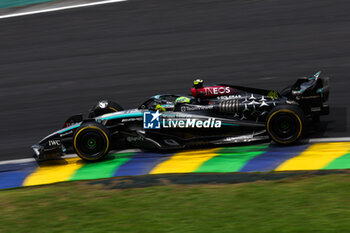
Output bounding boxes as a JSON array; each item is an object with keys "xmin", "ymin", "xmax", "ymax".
[
  {"xmin": 193, "ymin": 79, "xmax": 204, "ymax": 88},
  {"xmin": 175, "ymin": 96, "xmax": 191, "ymax": 104}
]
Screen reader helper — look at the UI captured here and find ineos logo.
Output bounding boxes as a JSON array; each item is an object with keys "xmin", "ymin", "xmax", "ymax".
[{"xmin": 205, "ymin": 86, "xmax": 231, "ymax": 95}]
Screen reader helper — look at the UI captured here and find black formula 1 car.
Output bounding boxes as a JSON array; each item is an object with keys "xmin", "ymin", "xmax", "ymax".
[{"xmin": 32, "ymin": 72, "xmax": 329, "ymax": 161}]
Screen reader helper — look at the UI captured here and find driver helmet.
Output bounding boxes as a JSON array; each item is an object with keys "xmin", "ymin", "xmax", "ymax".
[
  {"xmin": 174, "ymin": 96, "xmax": 191, "ymax": 105},
  {"xmin": 193, "ymin": 79, "xmax": 204, "ymax": 88}
]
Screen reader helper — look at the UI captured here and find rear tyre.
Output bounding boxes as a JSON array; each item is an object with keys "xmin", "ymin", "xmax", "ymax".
[
  {"xmin": 73, "ymin": 122, "xmax": 111, "ymax": 161},
  {"xmin": 266, "ymin": 105, "xmax": 304, "ymax": 145}
]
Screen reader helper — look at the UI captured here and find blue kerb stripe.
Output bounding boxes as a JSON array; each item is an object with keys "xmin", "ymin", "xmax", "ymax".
[
  {"xmin": 0, "ymin": 162, "xmax": 38, "ymax": 189},
  {"xmin": 101, "ymin": 112, "xmax": 143, "ymax": 120},
  {"xmin": 114, "ymin": 152, "xmax": 172, "ymax": 176},
  {"xmin": 239, "ymin": 144, "xmax": 309, "ymax": 172}
]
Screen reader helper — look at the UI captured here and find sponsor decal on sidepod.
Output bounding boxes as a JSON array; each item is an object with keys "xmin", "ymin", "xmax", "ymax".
[{"xmin": 143, "ymin": 111, "xmax": 221, "ymax": 129}]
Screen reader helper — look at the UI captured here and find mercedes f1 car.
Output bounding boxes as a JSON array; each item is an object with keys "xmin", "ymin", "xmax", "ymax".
[{"xmin": 32, "ymin": 72, "xmax": 329, "ymax": 161}]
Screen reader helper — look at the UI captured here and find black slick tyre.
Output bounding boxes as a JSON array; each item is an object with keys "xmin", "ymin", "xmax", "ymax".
[
  {"xmin": 266, "ymin": 105, "xmax": 304, "ymax": 145},
  {"xmin": 73, "ymin": 122, "xmax": 111, "ymax": 161}
]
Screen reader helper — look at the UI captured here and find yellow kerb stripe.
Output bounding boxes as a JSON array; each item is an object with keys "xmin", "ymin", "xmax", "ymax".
[
  {"xmin": 275, "ymin": 142, "xmax": 350, "ymax": 171},
  {"xmin": 23, "ymin": 157, "xmax": 83, "ymax": 186},
  {"xmin": 150, "ymin": 148, "xmax": 219, "ymax": 174}
]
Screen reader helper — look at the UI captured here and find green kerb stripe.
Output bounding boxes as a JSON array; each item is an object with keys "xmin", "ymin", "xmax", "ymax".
[
  {"xmin": 70, "ymin": 153, "xmax": 133, "ymax": 181},
  {"xmin": 0, "ymin": 0, "xmax": 54, "ymax": 9},
  {"xmin": 323, "ymin": 153, "xmax": 350, "ymax": 170},
  {"xmin": 195, "ymin": 145, "xmax": 268, "ymax": 173}
]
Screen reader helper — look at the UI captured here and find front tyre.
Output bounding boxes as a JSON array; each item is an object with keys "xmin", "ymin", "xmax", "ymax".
[
  {"xmin": 73, "ymin": 122, "xmax": 111, "ymax": 161},
  {"xmin": 266, "ymin": 105, "xmax": 304, "ymax": 145}
]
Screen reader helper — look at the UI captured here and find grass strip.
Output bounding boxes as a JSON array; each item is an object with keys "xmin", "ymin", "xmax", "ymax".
[{"xmin": 1, "ymin": 173, "xmax": 350, "ymax": 232}]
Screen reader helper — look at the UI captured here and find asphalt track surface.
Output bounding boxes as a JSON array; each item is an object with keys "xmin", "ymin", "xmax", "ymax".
[{"xmin": 1, "ymin": 0, "xmax": 350, "ymax": 161}]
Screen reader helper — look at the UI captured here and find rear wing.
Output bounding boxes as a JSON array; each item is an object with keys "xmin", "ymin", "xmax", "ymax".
[
  {"xmin": 289, "ymin": 71, "xmax": 329, "ymax": 102},
  {"xmin": 283, "ymin": 71, "xmax": 330, "ymax": 117}
]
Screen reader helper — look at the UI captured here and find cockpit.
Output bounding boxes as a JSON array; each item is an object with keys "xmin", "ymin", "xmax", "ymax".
[{"xmin": 138, "ymin": 94, "xmax": 181, "ymax": 111}]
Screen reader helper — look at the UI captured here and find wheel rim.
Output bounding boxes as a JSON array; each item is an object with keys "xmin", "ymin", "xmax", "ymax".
[
  {"xmin": 87, "ymin": 138, "xmax": 97, "ymax": 149},
  {"xmin": 269, "ymin": 112, "xmax": 300, "ymax": 142},
  {"xmin": 75, "ymin": 129, "xmax": 107, "ymax": 159}
]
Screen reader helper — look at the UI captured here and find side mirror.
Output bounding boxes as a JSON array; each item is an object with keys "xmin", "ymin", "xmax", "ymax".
[{"xmin": 62, "ymin": 114, "xmax": 83, "ymax": 128}]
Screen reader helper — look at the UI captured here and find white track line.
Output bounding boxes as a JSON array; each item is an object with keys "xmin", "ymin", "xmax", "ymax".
[
  {"xmin": 0, "ymin": 138, "xmax": 350, "ymax": 166},
  {"xmin": 0, "ymin": 157, "xmax": 36, "ymax": 165},
  {"xmin": 307, "ymin": 137, "xmax": 350, "ymax": 143},
  {"xmin": 0, "ymin": 0, "xmax": 127, "ymax": 19},
  {"xmin": 0, "ymin": 148, "xmax": 141, "ymax": 165}
]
